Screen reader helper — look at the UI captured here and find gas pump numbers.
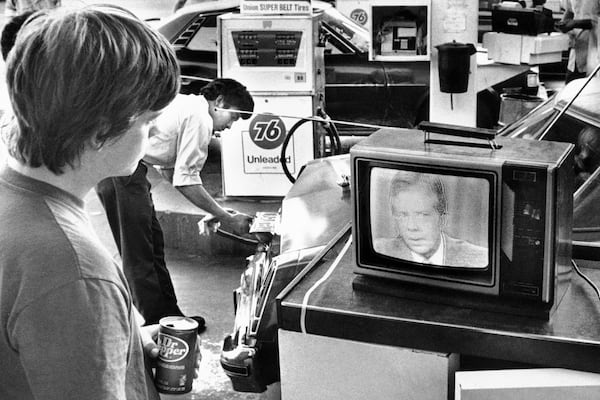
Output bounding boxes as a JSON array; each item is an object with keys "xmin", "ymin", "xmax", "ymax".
[
  {"xmin": 232, "ymin": 31, "xmax": 302, "ymax": 67},
  {"xmin": 249, "ymin": 114, "xmax": 287, "ymax": 150}
]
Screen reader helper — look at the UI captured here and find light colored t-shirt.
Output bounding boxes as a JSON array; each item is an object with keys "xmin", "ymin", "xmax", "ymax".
[
  {"xmin": 0, "ymin": 166, "xmax": 158, "ymax": 400},
  {"xmin": 143, "ymin": 93, "xmax": 213, "ymax": 187}
]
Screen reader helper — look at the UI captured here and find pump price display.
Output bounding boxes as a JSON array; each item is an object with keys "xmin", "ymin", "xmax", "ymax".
[
  {"xmin": 232, "ymin": 31, "xmax": 302, "ymax": 66},
  {"xmin": 240, "ymin": 0, "xmax": 311, "ymax": 15}
]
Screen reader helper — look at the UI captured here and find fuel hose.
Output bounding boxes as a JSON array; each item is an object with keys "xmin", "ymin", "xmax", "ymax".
[{"xmin": 280, "ymin": 113, "xmax": 341, "ymax": 184}]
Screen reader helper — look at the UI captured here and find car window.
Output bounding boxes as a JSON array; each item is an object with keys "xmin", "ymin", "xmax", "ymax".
[
  {"xmin": 187, "ymin": 15, "xmax": 218, "ymax": 51},
  {"xmin": 499, "ymin": 99, "xmax": 556, "ymax": 140},
  {"xmin": 324, "ymin": 37, "xmax": 344, "ymax": 55},
  {"xmin": 499, "ymin": 78, "xmax": 600, "ymax": 242},
  {"xmin": 321, "ymin": 21, "xmax": 356, "ymax": 55}
]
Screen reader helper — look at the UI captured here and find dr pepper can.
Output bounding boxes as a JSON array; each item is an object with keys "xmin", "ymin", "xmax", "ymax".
[{"xmin": 154, "ymin": 316, "xmax": 198, "ymax": 394}]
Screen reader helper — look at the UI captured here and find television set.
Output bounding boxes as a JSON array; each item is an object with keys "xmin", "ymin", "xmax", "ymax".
[{"xmin": 351, "ymin": 124, "xmax": 574, "ymax": 317}]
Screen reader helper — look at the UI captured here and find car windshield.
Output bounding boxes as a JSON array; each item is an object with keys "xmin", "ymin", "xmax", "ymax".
[
  {"xmin": 574, "ymin": 166, "xmax": 600, "ymax": 242},
  {"xmin": 501, "ymin": 78, "xmax": 600, "ymax": 140},
  {"xmin": 554, "ymin": 77, "xmax": 600, "ymax": 122},
  {"xmin": 499, "ymin": 77, "xmax": 600, "ymax": 242}
]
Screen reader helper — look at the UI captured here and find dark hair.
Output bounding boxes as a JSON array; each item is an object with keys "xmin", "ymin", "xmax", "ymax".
[
  {"xmin": 389, "ymin": 173, "xmax": 447, "ymax": 216},
  {"xmin": 5, "ymin": 5, "xmax": 180, "ymax": 174},
  {"xmin": 200, "ymin": 78, "xmax": 254, "ymax": 120},
  {"xmin": 1, "ymin": 11, "xmax": 35, "ymax": 61}
]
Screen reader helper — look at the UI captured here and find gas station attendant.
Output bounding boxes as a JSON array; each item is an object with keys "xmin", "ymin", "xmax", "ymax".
[{"xmin": 95, "ymin": 78, "xmax": 255, "ymax": 327}]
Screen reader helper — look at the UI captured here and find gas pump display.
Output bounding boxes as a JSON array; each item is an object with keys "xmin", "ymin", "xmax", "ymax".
[
  {"xmin": 231, "ymin": 31, "xmax": 303, "ymax": 66},
  {"xmin": 218, "ymin": 13, "xmax": 325, "ymax": 196}
]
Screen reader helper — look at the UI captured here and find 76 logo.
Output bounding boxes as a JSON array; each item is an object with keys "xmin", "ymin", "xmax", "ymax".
[{"xmin": 248, "ymin": 114, "xmax": 287, "ymax": 150}]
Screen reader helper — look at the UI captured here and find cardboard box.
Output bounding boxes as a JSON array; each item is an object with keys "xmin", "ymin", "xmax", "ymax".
[
  {"xmin": 280, "ymin": 330, "xmax": 458, "ymax": 400},
  {"xmin": 482, "ymin": 32, "xmax": 569, "ymax": 65},
  {"xmin": 456, "ymin": 368, "xmax": 600, "ymax": 400},
  {"xmin": 520, "ymin": 32, "xmax": 569, "ymax": 63},
  {"xmin": 483, "ymin": 32, "xmax": 522, "ymax": 65},
  {"xmin": 544, "ymin": 0, "xmax": 562, "ymax": 13},
  {"xmin": 524, "ymin": 51, "xmax": 563, "ymax": 64}
]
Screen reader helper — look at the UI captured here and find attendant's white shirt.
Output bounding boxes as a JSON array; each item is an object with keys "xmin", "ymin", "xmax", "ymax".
[
  {"xmin": 561, "ymin": 0, "xmax": 600, "ymax": 73},
  {"xmin": 410, "ymin": 233, "xmax": 444, "ymax": 265},
  {"xmin": 143, "ymin": 93, "xmax": 213, "ymax": 187}
]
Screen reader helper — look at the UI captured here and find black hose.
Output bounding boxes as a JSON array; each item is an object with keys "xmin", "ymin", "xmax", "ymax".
[
  {"xmin": 280, "ymin": 118, "xmax": 308, "ymax": 184},
  {"xmin": 280, "ymin": 115, "xmax": 341, "ymax": 184},
  {"xmin": 329, "ymin": 119, "xmax": 342, "ymax": 155}
]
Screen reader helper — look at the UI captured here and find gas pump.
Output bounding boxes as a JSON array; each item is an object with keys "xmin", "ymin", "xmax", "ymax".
[{"xmin": 218, "ymin": 12, "xmax": 326, "ymax": 196}]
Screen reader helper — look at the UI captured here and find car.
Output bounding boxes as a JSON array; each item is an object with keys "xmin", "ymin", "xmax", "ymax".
[
  {"xmin": 217, "ymin": 75, "xmax": 600, "ymax": 393},
  {"xmin": 155, "ymin": 0, "xmax": 536, "ymax": 133},
  {"xmin": 498, "ymin": 76, "xmax": 600, "ymax": 245}
]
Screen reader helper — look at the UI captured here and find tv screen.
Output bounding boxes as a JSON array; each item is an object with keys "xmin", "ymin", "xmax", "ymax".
[{"xmin": 369, "ymin": 167, "xmax": 490, "ymax": 270}]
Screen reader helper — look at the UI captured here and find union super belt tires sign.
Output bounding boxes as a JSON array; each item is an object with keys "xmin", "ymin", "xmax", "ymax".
[{"xmin": 241, "ymin": 0, "xmax": 311, "ymax": 15}]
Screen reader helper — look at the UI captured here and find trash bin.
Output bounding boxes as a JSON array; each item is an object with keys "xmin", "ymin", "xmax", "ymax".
[
  {"xmin": 498, "ymin": 93, "xmax": 544, "ymax": 126},
  {"xmin": 436, "ymin": 41, "xmax": 477, "ymax": 94}
]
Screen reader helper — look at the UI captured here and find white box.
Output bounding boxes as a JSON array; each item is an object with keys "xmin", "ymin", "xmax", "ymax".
[
  {"xmin": 482, "ymin": 32, "xmax": 569, "ymax": 65},
  {"xmin": 544, "ymin": 0, "xmax": 562, "ymax": 13},
  {"xmin": 456, "ymin": 368, "xmax": 600, "ymax": 400},
  {"xmin": 524, "ymin": 51, "xmax": 563, "ymax": 64},
  {"xmin": 483, "ymin": 32, "xmax": 522, "ymax": 65},
  {"xmin": 279, "ymin": 330, "xmax": 458, "ymax": 400},
  {"xmin": 520, "ymin": 32, "xmax": 569, "ymax": 64}
]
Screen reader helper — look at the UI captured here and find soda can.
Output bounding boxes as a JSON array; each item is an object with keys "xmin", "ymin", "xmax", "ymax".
[{"xmin": 155, "ymin": 316, "xmax": 198, "ymax": 394}]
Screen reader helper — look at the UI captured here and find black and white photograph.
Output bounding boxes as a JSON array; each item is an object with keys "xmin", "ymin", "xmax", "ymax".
[{"xmin": 1, "ymin": 0, "xmax": 600, "ymax": 399}]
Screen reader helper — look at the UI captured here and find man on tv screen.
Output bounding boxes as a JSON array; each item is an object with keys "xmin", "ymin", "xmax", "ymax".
[{"xmin": 374, "ymin": 173, "xmax": 488, "ymax": 269}]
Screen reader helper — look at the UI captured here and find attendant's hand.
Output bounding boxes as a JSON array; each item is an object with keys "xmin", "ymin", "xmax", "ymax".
[
  {"xmin": 198, "ymin": 214, "xmax": 220, "ymax": 235},
  {"xmin": 198, "ymin": 209, "xmax": 253, "ymax": 237},
  {"xmin": 555, "ymin": 20, "xmax": 574, "ymax": 33},
  {"xmin": 221, "ymin": 212, "xmax": 253, "ymax": 236}
]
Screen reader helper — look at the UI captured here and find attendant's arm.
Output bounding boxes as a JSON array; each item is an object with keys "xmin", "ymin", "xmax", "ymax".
[
  {"xmin": 557, "ymin": 11, "xmax": 593, "ymax": 32},
  {"xmin": 177, "ymin": 183, "xmax": 252, "ymax": 235}
]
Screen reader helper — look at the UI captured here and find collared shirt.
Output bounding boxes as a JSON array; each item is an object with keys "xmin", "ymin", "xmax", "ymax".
[
  {"xmin": 143, "ymin": 93, "xmax": 213, "ymax": 187},
  {"xmin": 410, "ymin": 233, "xmax": 444, "ymax": 265}
]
